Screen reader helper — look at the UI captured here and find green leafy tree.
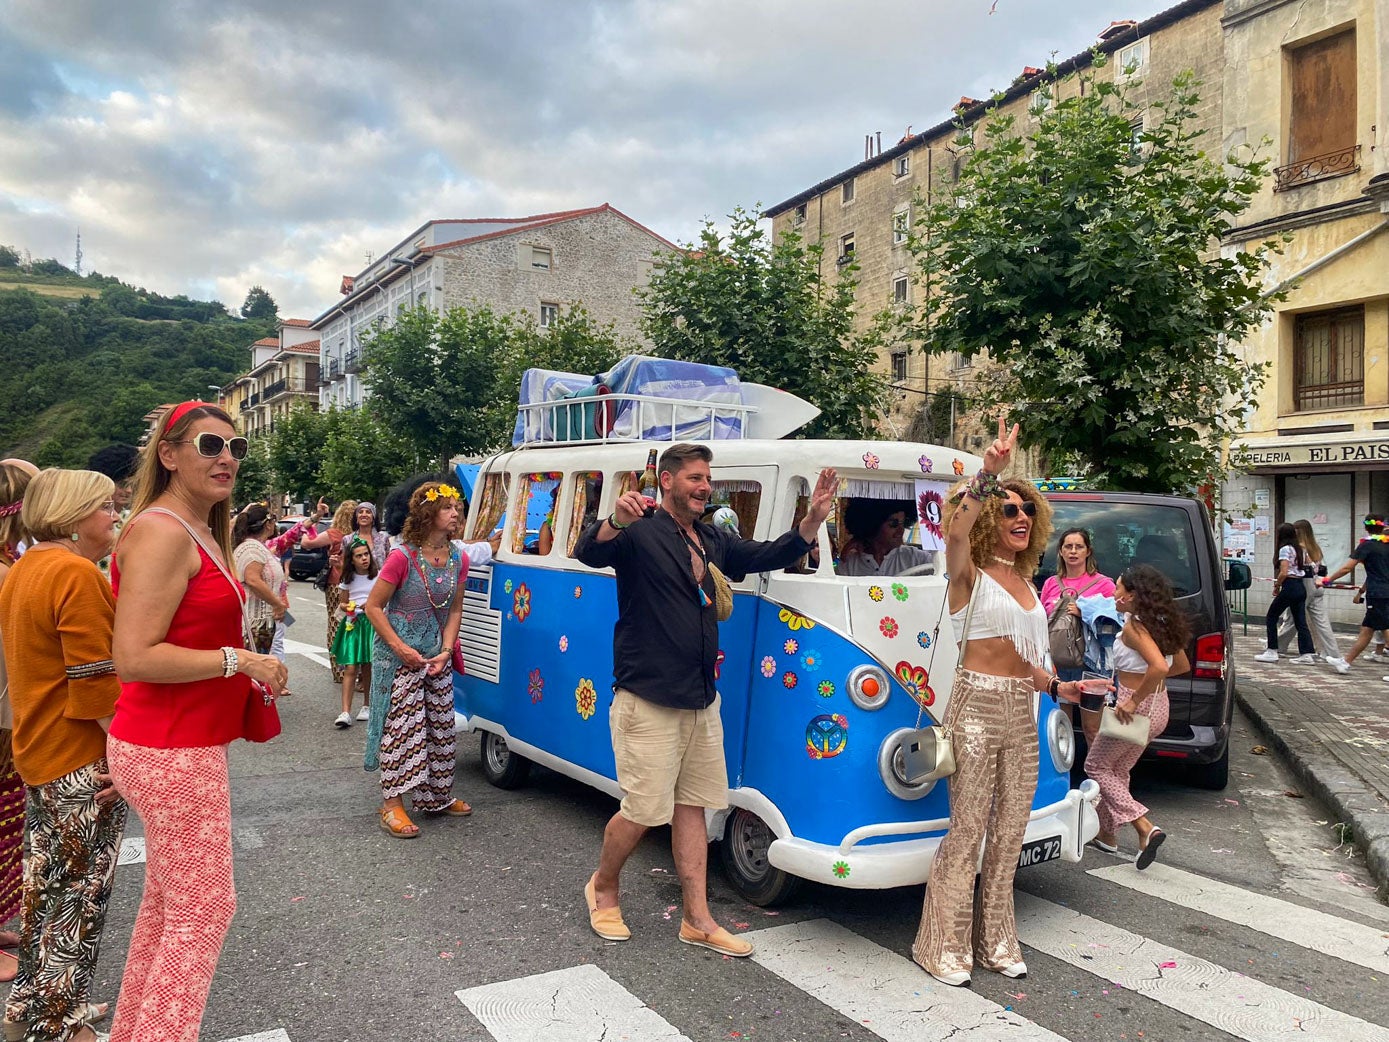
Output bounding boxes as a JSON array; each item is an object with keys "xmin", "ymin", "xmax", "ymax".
[
  {"xmin": 362, "ymin": 303, "xmax": 629, "ymax": 465},
  {"xmin": 0, "ymin": 245, "xmax": 19, "ymax": 269},
  {"xmin": 240, "ymin": 285, "xmax": 278, "ymax": 321},
  {"xmin": 234, "ymin": 437, "xmax": 274, "ymax": 507},
  {"xmin": 319, "ymin": 406, "xmax": 419, "ymax": 501},
  {"xmin": 903, "ymin": 67, "xmax": 1282, "ymax": 492},
  {"xmin": 265, "ymin": 402, "xmax": 328, "ymax": 503},
  {"xmin": 639, "ymin": 207, "xmax": 891, "ymax": 439}
]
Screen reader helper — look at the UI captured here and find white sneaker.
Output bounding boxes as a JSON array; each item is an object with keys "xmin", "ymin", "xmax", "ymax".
[
  {"xmin": 1253, "ymin": 649, "xmax": 1279, "ymax": 663},
  {"xmin": 357, "ymin": 706, "xmax": 370, "ymax": 721},
  {"xmin": 334, "ymin": 711, "xmax": 352, "ymax": 729},
  {"xmin": 1372, "ymin": 649, "xmax": 1389, "ymax": 661},
  {"xmin": 1290, "ymin": 654, "xmax": 1317, "ymax": 665},
  {"xmin": 1329, "ymin": 658, "xmax": 1351, "ymax": 674}
]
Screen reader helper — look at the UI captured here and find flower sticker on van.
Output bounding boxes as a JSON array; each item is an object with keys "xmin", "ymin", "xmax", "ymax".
[
  {"xmin": 879, "ymin": 616, "xmax": 899, "ymax": 638},
  {"xmin": 783, "ymin": 638, "xmax": 799, "ymax": 655},
  {"xmin": 528, "ymin": 668, "xmax": 544, "ymax": 704},
  {"xmin": 801, "ymin": 649, "xmax": 823, "ymax": 672},
  {"xmin": 868, "ymin": 586, "xmax": 884, "ymax": 602},
  {"xmin": 918, "ymin": 455, "xmax": 934, "ymax": 473},
  {"xmin": 862, "ymin": 452, "xmax": 880, "ymax": 470},
  {"xmin": 575, "ymin": 678, "xmax": 597, "ymax": 720},
  {"xmin": 782, "ymin": 672, "xmax": 798, "ymax": 690},
  {"xmin": 895, "ymin": 661, "xmax": 935, "ymax": 707},
  {"xmin": 513, "ymin": 583, "xmax": 532, "ymax": 622},
  {"xmin": 806, "ymin": 714, "xmax": 849, "ymax": 759},
  {"xmin": 760, "ymin": 656, "xmax": 776, "ymax": 678},
  {"xmin": 779, "ymin": 608, "xmax": 816, "ymax": 631}
]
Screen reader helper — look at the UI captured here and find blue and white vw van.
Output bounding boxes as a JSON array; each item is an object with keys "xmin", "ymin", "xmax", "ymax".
[{"xmin": 453, "ymin": 381, "xmax": 1099, "ymax": 904}]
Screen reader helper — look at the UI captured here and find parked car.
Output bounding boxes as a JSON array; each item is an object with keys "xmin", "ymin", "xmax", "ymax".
[
  {"xmin": 289, "ymin": 542, "xmax": 328, "ymax": 582},
  {"xmin": 1036, "ymin": 491, "xmax": 1251, "ymax": 790}
]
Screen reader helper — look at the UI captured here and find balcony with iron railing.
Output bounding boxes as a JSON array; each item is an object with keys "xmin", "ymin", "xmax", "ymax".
[
  {"xmin": 1274, "ymin": 144, "xmax": 1361, "ymax": 192},
  {"xmin": 262, "ymin": 378, "xmax": 316, "ymax": 404},
  {"xmin": 343, "ymin": 346, "xmax": 360, "ymax": 373}
]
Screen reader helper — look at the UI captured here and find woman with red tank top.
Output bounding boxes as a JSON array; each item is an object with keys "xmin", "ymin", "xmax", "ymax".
[{"xmin": 108, "ymin": 402, "xmax": 287, "ymax": 1042}]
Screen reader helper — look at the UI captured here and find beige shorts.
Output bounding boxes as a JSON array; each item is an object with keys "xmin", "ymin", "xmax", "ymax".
[{"xmin": 610, "ymin": 687, "xmax": 729, "ymax": 827}]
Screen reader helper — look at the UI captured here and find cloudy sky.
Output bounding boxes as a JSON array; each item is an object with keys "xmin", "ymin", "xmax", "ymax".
[{"xmin": 1, "ymin": 0, "xmax": 1177, "ymax": 319}]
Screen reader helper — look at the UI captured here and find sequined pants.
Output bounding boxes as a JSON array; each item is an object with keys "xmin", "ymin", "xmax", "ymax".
[{"xmin": 913, "ymin": 669, "xmax": 1038, "ymax": 979}]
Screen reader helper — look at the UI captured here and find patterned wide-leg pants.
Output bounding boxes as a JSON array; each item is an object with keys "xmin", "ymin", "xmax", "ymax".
[
  {"xmin": 914, "ymin": 669, "xmax": 1038, "ymax": 979},
  {"xmin": 1085, "ymin": 684, "xmax": 1169, "ymax": 834},
  {"xmin": 325, "ymin": 584, "xmax": 346, "ymax": 684},
  {"xmin": 106, "ymin": 738, "xmax": 236, "ymax": 1042},
  {"xmin": 378, "ymin": 665, "xmax": 458, "ymax": 809},
  {"xmin": 5, "ymin": 760, "xmax": 125, "ymax": 1042}
]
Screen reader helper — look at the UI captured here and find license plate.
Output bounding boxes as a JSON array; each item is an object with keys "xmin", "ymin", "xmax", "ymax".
[{"xmin": 1017, "ymin": 836, "xmax": 1063, "ymax": 868}]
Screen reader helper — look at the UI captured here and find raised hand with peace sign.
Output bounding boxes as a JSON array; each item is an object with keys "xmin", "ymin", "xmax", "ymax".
[{"xmin": 982, "ymin": 414, "xmax": 1020, "ymax": 477}]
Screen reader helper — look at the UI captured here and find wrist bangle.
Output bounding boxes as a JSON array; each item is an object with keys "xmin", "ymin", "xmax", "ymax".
[
  {"xmin": 949, "ymin": 469, "xmax": 1005, "ymax": 504},
  {"xmin": 607, "ymin": 514, "xmax": 630, "ymax": 530},
  {"xmin": 1048, "ymin": 675, "xmax": 1060, "ymax": 698},
  {"xmin": 221, "ymin": 646, "xmax": 239, "ymax": 678}
]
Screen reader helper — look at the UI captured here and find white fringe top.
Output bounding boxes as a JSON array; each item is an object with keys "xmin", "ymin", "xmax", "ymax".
[{"xmin": 950, "ymin": 568, "xmax": 1049, "ymax": 669}]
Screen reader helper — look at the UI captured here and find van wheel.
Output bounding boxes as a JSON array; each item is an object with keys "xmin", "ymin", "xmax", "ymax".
[
  {"xmin": 1189, "ymin": 747, "xmax": 1229, "ymax": 790},
  {"xmin": 720, "ymin": 808, "xmax": 801, "ymax": 907},
  {"xmin": 479, "ymin": 731, "xmax": 531, "ymax": 789}
]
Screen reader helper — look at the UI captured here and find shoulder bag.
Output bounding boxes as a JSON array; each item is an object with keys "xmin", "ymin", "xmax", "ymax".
[
  {"xmin": 900, "ymin": 577, "xmax": 980, "ymax": 784},
  {"xmin": 1048, "ymin": 575, "xmax": 1099, "ymax": 670},
  {"xmin": 143, "ymin": 509, "xmax": 281, "ymax": 743},
  {"xmin": 1098, "ymin": 704, "xmax": 1150, "ymax": 746}
]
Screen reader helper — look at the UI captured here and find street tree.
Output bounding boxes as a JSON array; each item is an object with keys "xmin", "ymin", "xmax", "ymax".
[
  {"xmin": 363, "ymin": 303, "xmax": 630, "ymax": 465},
  {"xmin": 234, "ymin": 437, "xmax": 274, "ymax": 507},
  {"xmin": 319, "ymin": 405, "xmax": 419, "ymax": 502},
  {"xmin": 640, "ymin": 207, "xmax": 891, "ymax": 439},
  {"xmin": 240, "ymin": 285, "xmax": 278, "ymax": 321},
  {"xmin": 266, "ymin": 401, "xmax": 328, "ymax": 504},
  {"xmin": 903, "ymin": 67, "xmax": 1282, "ymax": 492}
]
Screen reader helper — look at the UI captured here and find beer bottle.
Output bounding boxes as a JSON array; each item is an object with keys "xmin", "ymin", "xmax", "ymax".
[{"xmin": 638, "ymin": 449, "xmax": 659, "ymax": 509}]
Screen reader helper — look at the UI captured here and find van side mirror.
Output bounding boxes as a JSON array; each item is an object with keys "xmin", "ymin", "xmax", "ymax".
[{"xmin": 1224, "ymin": 560, "xmax": 1251, "ymax": 591}]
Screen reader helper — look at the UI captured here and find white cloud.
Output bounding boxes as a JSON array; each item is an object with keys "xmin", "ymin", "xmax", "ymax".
[{"xmin": 0, "ymin": 0, "xmax": 1179, "ymax": 317}]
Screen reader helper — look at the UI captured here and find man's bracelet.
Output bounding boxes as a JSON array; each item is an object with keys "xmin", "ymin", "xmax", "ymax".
[{"xmin": 607, "ymin": 514, "xmax": 630, "ymax": 530}]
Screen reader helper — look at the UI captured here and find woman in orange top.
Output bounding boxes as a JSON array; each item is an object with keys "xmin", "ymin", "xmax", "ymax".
[
  {"xmin": 0, "ymin": 468, "xmax": 125, "ymax": 1042},
  {"xmin": 109, "ymin": 402, "xmax": 287, "ymax": 1042},
  {"xmin": 0, "ymin": 460, "xmax": 36, "ymax": 986}
]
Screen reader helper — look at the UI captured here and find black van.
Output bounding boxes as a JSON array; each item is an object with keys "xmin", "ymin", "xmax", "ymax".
[{"xmin": 1036, "ymin": 491, "xmax": 1251, "ymax": 790}]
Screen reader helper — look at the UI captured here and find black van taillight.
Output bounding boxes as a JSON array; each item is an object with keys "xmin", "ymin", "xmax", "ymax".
[{"xmin": 1194, "ymin": 633, "xmax": 1225, "ymax": 680}]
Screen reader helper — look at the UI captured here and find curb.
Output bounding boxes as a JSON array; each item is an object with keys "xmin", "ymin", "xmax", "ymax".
[{"xmin": 1235, "ymin": 680, "xmax": 1389, "ymax": 904}]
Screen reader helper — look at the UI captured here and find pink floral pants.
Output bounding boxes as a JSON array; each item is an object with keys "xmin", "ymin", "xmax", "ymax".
[
  {"xmin": 1084, "ymin": 684, "xmax": 1170, "ymax": 834},
  {"xmin": 106, "ymin": 737, "xmax": 237, "ymax": 1042}
]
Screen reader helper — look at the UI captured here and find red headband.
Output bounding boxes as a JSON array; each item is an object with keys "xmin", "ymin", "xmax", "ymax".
[{"xmin": 163, "ymin": 401, "xmax": 206, "ymax": 433}]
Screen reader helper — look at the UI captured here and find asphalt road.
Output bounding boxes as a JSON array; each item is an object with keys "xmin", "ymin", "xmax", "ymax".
[{"xmin": 86, "ymin": 581, "xmax": 1389, "ymax": 1042}]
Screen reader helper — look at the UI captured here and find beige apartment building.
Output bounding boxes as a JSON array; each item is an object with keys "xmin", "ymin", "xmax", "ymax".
[{"xmin": 222, "ymin": 320, "xmax": 322, "ymax": 438}]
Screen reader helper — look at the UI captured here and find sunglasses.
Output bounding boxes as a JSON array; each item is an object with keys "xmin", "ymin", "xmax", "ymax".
[
  {"xmin": 171, "ymin": 433, "xmax": 249, "ymax": 460},
  {"xmin": 1001, "ymin": 501, "xmax": 1037, "ymax": 519}
]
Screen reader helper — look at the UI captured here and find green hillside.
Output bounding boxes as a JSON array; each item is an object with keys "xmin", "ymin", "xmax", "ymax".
[{"xmin": 0, "ymin": 269, "xmax": 273, "ymax": 466}]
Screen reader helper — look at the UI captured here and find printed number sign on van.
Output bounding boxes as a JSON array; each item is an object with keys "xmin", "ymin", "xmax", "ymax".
[{"xmin": 914, "ymin": 480, "xmax": 952, "ymax": 552}]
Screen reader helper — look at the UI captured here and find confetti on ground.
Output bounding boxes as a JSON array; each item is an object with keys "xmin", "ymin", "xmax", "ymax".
[
  {"xmin": 733, "ymin": 921, "xmax": 750, "ymax": 929},
  {"xmin": 663, "ymin": 904, "xmax": 678, "ymax": 920},
  {"xmin": 1160, "ymin": 960, "xmax": 1177, "ymax": 968},
  {"xmin": 440, "ymin": 951, "xmax": 454, "ymax": 959},
  {"xmin": 290, "ymin": 896, "xmax": 304, "ymax": 902}
]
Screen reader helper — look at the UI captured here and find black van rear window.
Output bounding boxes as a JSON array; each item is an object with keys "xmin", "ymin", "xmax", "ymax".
[{"xmin": 1039, "ymin": 504, "xmax": 1201, "ymax": 597}]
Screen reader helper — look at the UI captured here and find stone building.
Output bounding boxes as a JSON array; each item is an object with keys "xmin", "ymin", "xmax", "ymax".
[
  {"xmin": 1218, "ymin": 0, "xmax": 1389, "ymax": 621},
  {"xmin": 312, "ymin": 204, "xmax": 676, "ymax": 409},
  {"xmin": 764, "ymin": 0, "xmax": 1223, "ymax": 456}
]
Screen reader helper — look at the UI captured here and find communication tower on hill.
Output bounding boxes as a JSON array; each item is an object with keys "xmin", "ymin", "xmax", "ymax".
[{"xmin": 74, "ymin": 231, "xmax": 82, "ymax": 276}]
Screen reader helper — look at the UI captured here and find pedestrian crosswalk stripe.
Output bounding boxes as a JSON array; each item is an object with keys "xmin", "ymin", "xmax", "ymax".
[
  {"xmin": 219, "ymin": 1031, "xmax": 291, "ymax": 1042},
  {"xmin": 1015, "ymin": 892, "xmax": 1389, "ymax": 1042},
  {"xmin": 1087, "ymin": 861, "xmax": 1389, "ymax": 975},
  {"xmin": 746, "ymin": 919, "xmax": 1066, "ymax": 1041},
  {"xmin": 282, "ymin": 637, "xmax": 331, "ymax": 669},
  {"xmin": 116, "ymin": 837, "xmax": 145, "ymax": 866},
  {"xmin": 457, "ymin": 963, "xmax": 693, "ymax": 1042}
]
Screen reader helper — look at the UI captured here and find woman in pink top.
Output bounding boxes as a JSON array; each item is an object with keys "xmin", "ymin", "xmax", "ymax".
[
  {"xmin": 1040, "ymin": 528, "xmax": 1116, "ymax": 748},
  {"xmin": 108, "ymin": 402, "xmax": 287, "ymax": 1042}
]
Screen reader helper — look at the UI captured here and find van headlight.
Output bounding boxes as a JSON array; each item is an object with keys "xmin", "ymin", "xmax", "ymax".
[
  {"xmin": 878, "ymin": 728, "xmax": 938, "ymax": 800},
  {"xmin": 1046, "ymin": 707, "xmax": 1074, "ymax": 772},
  {"xmin": 847, "ymin": 664, "xmax": 890, "ymax": 711}
]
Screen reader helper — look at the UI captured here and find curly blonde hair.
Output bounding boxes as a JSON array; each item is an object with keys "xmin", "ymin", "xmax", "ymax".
[
  {"xmin": 331, "ymin": 500, "xmax": 358, "ymax": 533},
  {"xmin": 400, "ymin": 482, "xmax": 457, "ymax": 548},
  {"xmin": 943, "ymin": 477, "xmax": 1052, "ymax": 577}
]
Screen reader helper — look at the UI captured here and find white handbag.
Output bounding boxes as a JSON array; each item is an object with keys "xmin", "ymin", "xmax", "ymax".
[
  {"xmin": 1098, "ymin": 706, "xmax": 1150, "ymax": 746},
  {"xmin": 900, "ymin": 580, "xmax": 979, "ymax": 784}
]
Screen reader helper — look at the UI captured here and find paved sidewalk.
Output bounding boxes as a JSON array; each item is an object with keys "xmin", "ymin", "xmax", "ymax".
[{"xmin": 1232, "ymin": 626, "xmax": 1389, "ymax": 901}]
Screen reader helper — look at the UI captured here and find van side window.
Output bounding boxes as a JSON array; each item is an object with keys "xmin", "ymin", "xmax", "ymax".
[
  {"xmin": 469, "ymin": 472, "xmax": 509, "ymax": 543},
  {"xmin": 709, "ymin": 479, "xmax": 761, "ymax": 539},
  {"xmin": 782, "ymin": 477, "xmax": 824, "ymax": 574},
  {"xmin": 516, "ymin": 472, "xmax": 562, "ymax": 555},
  {"xmin": 567, "ymin": 471, "xmax": 604, "ymax": 556}
]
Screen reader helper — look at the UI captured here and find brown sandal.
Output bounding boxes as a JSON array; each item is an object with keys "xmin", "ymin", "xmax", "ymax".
[
  {"xmin": 425, "ymin": 799, "xmax": 472, "ymax": 817},
  {"xmin": 379, "ymin": 806, "xmax": 419, "ymax": 838}
]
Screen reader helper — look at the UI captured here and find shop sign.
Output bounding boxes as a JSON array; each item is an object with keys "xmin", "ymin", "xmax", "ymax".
[{"xmin": 1231, "ymin": 437, "xmax": 1389, "ymax": 470}]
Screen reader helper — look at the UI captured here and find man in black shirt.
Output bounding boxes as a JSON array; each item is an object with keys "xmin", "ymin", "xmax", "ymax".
[
  {"xmin": 1324, "ymin": 514, "xmax": 1389, "ymax": 669},
  {"xmin": 574, "ymin": 443, "xmax": 835, "ymax": 957}
]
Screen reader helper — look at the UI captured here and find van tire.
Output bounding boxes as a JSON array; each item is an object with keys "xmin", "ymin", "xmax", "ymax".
[
  {"xmin": 1188, "ymin": 746, "xmax": 1229, "ymax": 790},
  {"xmin": 479, "ymin": 731, "xmax": 532, "ymax": 789},
  {"xmin": 720, "ymin": 808, "xmax": 802, "ymax": 907}
]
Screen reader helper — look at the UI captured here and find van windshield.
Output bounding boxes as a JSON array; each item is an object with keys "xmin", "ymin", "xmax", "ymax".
[{"xmin": 1039, "ymin": 503, "xmax": 1201, "ymax": 597}]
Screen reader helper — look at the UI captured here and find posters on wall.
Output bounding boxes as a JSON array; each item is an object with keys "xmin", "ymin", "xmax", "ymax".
[{"xmin": 914, "ymin": 480, "xmax": 952, "ymax": 552}]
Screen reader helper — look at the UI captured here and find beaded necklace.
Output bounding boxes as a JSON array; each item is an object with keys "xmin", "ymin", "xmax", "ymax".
[{"xmin": 407, "ymin": 544, "xmax": 459, "ymax": 611}]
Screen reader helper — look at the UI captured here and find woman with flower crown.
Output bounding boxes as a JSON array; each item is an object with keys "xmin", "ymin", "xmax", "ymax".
[{"xmin": 362, "ymin": 481, "xmax": 470, "ymax": 838}]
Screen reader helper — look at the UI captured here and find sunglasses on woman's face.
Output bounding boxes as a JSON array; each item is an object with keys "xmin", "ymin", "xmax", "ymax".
[
  {"xmin": 1001, "ymin": 501, "xmax": 1037, "ymax": 519},
  {"xmin": 172, "ymin": 432, "xmax": 249, "ymax": 460}
]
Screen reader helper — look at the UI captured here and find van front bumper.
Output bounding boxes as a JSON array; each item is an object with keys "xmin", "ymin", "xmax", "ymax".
[{"xmin": 765, "ymin": 781, "xmax": 1101, "ymax": 890}]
